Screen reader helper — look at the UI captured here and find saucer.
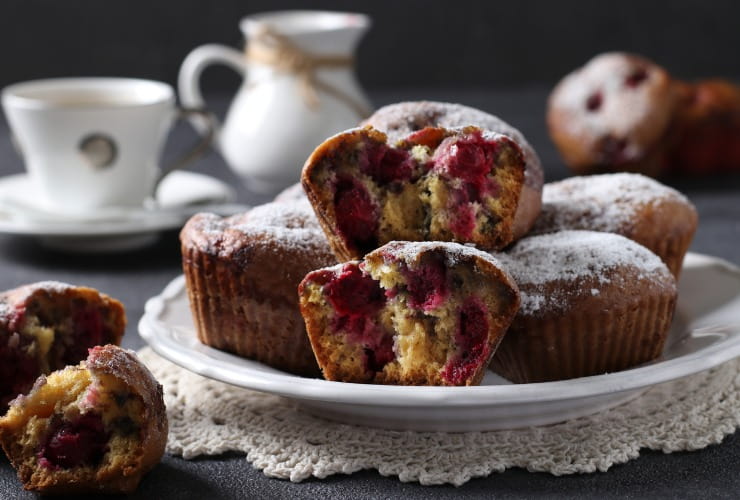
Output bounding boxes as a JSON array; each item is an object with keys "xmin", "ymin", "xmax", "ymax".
[{"xmin": 0, "ymin": 171, "xmax": 249, "ymax": 252}]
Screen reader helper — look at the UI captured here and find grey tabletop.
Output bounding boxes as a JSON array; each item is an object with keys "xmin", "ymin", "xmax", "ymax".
[{"xmin": 1, "ymin": 88, "xmax": 739, "ymax": 499}]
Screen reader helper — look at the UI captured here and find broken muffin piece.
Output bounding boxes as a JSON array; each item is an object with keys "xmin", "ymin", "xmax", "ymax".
[
  {"xmin": 298, "ymin": 241, "xmax": 520, "ymax": 386},
  {"xmin": 301, "ymin": 126, "xmax": 527, "ymax": 261},
  {"xmin": 0, "ymin": 282, "xmax": 126, "ymax": 411},
  {"xmin": 0, "ymin": 344, "xmax": 167, "ymax": 494}
]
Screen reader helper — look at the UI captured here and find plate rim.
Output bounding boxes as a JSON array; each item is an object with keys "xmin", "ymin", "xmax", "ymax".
[{"xmin": 139, "ymin": 252, "xmax": 740, "ymax": 408}]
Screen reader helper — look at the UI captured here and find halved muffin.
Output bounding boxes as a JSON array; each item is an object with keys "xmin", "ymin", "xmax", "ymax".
[
  {"xmin": 299, "ymin": 241, "xmax": 520, "ymax": 386},
  {"xmin": 302, "ymin": 126, "xmax": 529, "ymax": 261}
]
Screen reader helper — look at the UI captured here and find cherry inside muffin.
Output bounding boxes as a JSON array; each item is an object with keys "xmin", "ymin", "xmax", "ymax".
[
  {"xmin": 38, "ymin": 413, "xmax": 109, "ymax": 469},
  {"xmin": 299, "ymin": 241, "xmax": 520, "ymax": 386},
  {"xmin": 302, "ymin": 126, "xmax": 526, "ymax": 261}
]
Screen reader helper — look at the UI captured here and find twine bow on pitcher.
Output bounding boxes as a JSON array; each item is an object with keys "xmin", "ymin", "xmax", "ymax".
[{"xmin": 245, "ymin": 25, "xmax": 372, "ymax": 119}]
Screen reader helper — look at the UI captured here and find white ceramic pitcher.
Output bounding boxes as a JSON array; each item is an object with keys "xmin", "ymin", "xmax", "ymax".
[{"xmin": 178, "ymin": 10, "xmax": 373, "ymax": 193}]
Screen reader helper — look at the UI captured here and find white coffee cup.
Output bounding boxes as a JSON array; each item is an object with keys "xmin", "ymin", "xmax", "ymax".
[{"xmin": 2, "ymin": 77, "xmax": 213, "ymax": 213}]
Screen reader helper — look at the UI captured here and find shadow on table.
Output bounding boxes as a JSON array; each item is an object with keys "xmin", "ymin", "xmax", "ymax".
[
  {"xmin": 0, "ymin": 229, "xmax": 183, "ymax": 273},
  {"xmin": 1, "ymin": 452, "xmax": 231, "ymax": 500}
]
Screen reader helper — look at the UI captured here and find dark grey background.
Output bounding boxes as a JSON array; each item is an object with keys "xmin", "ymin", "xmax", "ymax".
[{"xmin": 2, "ymin": 0, "xmax": 739, "ymax": 92}]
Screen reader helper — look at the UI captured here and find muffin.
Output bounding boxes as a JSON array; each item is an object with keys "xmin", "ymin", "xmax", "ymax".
[
  {"xmin": 0, "ymin": 282, "xmax": 126, "ymax": 411},
  {"xmin": 547, "ymin": 52, "xmax": 678, "ymax": 177},
  {"xmin": 180, "ymin": 199, "xmax": 337, "ymax": 376},
  {"xmin": 669, "ymin": 79, "xmax": 740, "ymax": 174},
  {"xmin": 299, "ymin": 241, "xmax": 520, "ymax": 386},
  {"xmin": 302, "ymin": 125, "xmax": 529, "ymax": 261},
  {"xmin": 0, "ymin": 345, "xmax": 167, "ymax": 494},
  {"xmin": 491, "ymin": 231, "xmax": 677, "ymax": 383},
  {"xmin": 530, "ymin": 173, "xmax": 697, "ymax": 277},
  {"xmin": 548, "ymin": 51, "xmax": 740, "ymax": 176},
  {"xmin": 362, "ymin": 100, "xmax": 544, "ymax": 236}
]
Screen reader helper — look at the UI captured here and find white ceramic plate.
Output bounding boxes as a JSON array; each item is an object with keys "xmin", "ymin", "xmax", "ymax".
[
  {"xmin": 0, "ymin": 172, "xmax": 247, "ymax": 251},
  {"xmin": 139, "ymin": 253, "xmax": 740, "ymax": 431}
]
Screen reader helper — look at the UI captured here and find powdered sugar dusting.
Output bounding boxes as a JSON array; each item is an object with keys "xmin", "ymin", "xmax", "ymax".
[
  {"xmin": 532, "ymin": 173, "xmax": 693, "ymax": 234},
  {"xmin": 495, "ymin": 230, "xmax": 673, "ymax": 315},
  {"xmin": 0, "ymin": 281, "xmax": 75, "ymax": 321},
  {"xmin": 18, "ymin": 281, "xmax": 73, "ymax": 294},
  {"xmin": 1, "ymin": 281, "xmax": 73, "ymax": 301},
  {"xmin": 444, "ymin": 126, "xmax": 512, "ymax": 145},
  {"xmin": 364, "ymin": 101, "xmax": 527, "ymax": 145},
  {"xmin": 363, "ymin": 101, "xmax": 543, "ymax": 188},
  {"xmin": 186, "ymin": 199, "xmax": 330, "ymax": 255},
  {"xmin": 522, "ymin": 294, "xmax": 545, "ymax": 313},
  {"xmin": 0, "ymin": 296, "xmax": 11, "ymax": 318},
  {"xmin": 274, "ymin": 182, "xmax": 307, "ymax": 203},
  {"xmin": 240, "ymin": 198, "xmax": 317, "ymax": 230},
  {"xmin": 376, "ymin": 241, "xmax": 504, "ymax": 269}
]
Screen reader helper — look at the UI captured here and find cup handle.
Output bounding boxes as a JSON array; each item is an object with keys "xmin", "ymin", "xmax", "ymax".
[
  {"xmin": 177, "ymin": 44, "xmax": 246, "ymax": 136},
  {"xmin": 153, "ymin": 107, "xmax": 216, "ymax": 193}
]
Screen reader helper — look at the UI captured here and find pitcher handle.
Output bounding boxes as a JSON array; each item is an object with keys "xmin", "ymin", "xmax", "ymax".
[{"xmin": 178, "ymin": 44, "xmax": 246, "ymax": 136}]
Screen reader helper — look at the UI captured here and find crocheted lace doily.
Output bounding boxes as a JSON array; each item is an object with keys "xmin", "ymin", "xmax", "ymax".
[{"xmin": 138, "ymin": 348, "xmax": 740, "ymax": 486}]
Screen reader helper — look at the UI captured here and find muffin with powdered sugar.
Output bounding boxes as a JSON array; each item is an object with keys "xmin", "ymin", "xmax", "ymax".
[
  {"xmin": 180, "ymin": 199, "xmax": 337, "ymax": 376},
  {"xmin": 531, "ymin": 173, "xmax": 697, "ymax": 277},
  {"xmin": 491, "ymin": 230, "xmax": 677, "ymax": 383}
]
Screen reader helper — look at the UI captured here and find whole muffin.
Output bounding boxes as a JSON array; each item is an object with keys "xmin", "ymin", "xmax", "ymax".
[
  {"xmin": 530, "ymin": 173, "xmax": 697, "ymax": 277},
  {"xmin": 547, "ymin": 52, "xmax": 678, "ymax": 177},
  {"xmin": 180, "ymin": 199, "xmax": 336, "ymax": 376},
  {"xmin": 0, "ymin": 345, "xmax": 167, "ymax": 494},
  {"xmin": 363, "ymin": 100, "xmax": 544, "ymax": 238},
  {"xmin": 491, "ymin": 231, "xmax": 677, "ymax": 383}
]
